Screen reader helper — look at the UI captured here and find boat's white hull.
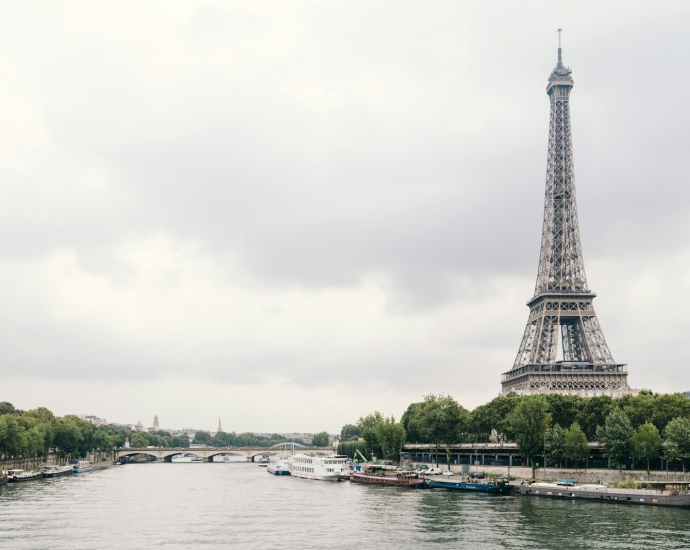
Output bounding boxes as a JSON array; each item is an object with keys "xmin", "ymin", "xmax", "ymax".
[{"xmin": 290, "ymin": 470, "xmax": 347, "ymax": 482}]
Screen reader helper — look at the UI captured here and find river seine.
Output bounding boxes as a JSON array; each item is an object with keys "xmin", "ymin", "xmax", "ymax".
[{"xmin": 1, "ymin": 463, "xmax": 689, "ymax": 549}]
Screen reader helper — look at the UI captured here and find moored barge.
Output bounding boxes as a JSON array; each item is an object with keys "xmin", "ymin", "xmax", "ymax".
[
  {"xmin": 426, "ymin": 476, "xmax": 511, "ymax": 494},
  {"xmin": 7, "ymin": 469, "xmax": 43, "ymax": 483},
  {"xmin": 42, "ymin": 465, "xmax": 74, "ymax": 478},
  {"xmin": 350, "ymin": 466, "xmax": 425, "ymax": 487},
  {"xmin": 520, "ymin": 480, "xmax": 690, "ymax": 507}
]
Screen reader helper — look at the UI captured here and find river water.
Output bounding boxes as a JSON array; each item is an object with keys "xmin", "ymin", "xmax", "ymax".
[{"xmin": 1, "ymin": 463, "xmax": 689, "ymax": 549}]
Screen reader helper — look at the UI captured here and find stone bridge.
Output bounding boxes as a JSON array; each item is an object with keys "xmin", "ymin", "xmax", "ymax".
[{"xmin": 114, "ymin": 446, "xmax": 332, "ymax": 463}]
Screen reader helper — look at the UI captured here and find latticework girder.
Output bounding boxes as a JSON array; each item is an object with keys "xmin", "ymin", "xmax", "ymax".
[{"xmin": 501, "ymin": 44, "xmax": 629, "ymax": 396}]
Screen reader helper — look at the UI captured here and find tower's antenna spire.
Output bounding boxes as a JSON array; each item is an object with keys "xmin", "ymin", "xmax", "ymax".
[{"xmin": 557, "ymin": 28, "xmax": 563, "ymax": 66}]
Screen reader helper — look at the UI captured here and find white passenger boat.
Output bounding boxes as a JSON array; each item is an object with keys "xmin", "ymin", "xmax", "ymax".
[{"xmin": 288, "ymin": 454, "xmax": 348, "ymax": 481}]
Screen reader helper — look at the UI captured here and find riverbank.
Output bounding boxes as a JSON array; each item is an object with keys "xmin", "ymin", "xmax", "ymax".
[{"xmin": 411, "ymin": 462, "xmax": 690, "ymax": 484}]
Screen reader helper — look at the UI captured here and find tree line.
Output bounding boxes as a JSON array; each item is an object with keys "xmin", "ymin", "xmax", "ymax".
[
  {"xmin": 337, "ymin": 391, "xmax": 690, "ymax": 475},
  {"xmin": 0, "ymin": 402, "xmax": 128, "ymax": 465},
  {"xmin": 190, "ymin": 430, "xmax": 319, "ymax": 448}
]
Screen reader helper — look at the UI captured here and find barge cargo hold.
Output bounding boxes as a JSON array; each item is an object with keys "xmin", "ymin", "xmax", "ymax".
[
  {"xmin": 520, "ymin": 481, "xmax": 690, "ymax": 507},
  {"xmin": 426, "ymin": 477, "xmax": 511, "ymax": 494}
]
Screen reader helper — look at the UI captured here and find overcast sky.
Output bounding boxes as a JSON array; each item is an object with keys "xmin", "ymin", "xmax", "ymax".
[{"xmin": 1, "ymin": 1, "xmax": 689, "ymax": 433}]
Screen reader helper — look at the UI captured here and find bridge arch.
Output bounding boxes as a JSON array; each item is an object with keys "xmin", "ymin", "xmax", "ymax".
[{"xmin": 117, "ymin": 451, "xmax": 166, "ymax": 461}]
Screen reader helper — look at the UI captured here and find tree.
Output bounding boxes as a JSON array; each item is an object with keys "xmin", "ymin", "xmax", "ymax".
[
  {"xmin": 401, "ymin": 403, "xmax": 426, "ymax": 443},
  {"xmin": 0, "ymin": 414, "xmax": 26, "ymax": 458},
  {"xmin": 171, "ymin": 434, "xmax": 190, "ymax": 448},
  {"xmin": 129, "ymin": 432, "xmax": 148, "ymax": 448},
  {"xmin": 0, "ymin": 402, "xmax": 17, "ymax": 416},
  {"xmin": 564, "ymin": 422, "xmax": 589, "ymax": 469},
  {"xmin": 596, "ymin": 408, "xmax": 633, "ymax": 473},
  {"xmin": 545, "ymin": 424, "xmax": 567, "ymax": 468},
  {"xmin": 312, "ymin": 432, "xmax": 330, "ymax": 447},
  {"xmin": 358, "ymin": 412, "xmax": 384, "ymax": 459},
  {"xmin": 339, "ymin": 424, "xmax": 361, "ymax": 442},
  {"xmin": 24, "ymin": 407, "xmax": 55, "ymax": 424},
  {"xmin": 578, "ymin": 396, "xmax": 614, "ymax": 440},
  {"xmin": 418, "ymin": 394, "xmax": 464, "ymax": 467},
  {"xmin": 631, "ymin": 422, "xmax": 662, "ymax": 474},
  {"xmin": 192, "ymin": 431, "xmax": 212, "ymax": 445},
  {"xmin": 545, "ymin": 394, "xmax": 583, "ymax": 429},
  {"xmin": 506, "ymin": 395, "xmax": 551, "ymax": 478},
  {"xmin": 652, "ymin": 394, "xmax": 690, "ymax": 433},
  {"xmin": 664, "ymin": 417, "xmax": 690, "ymax": 474},
  {"xmin": 377, "ymin": 416, "xmax": 406, "ymax": 459},
  {"xmin": 54, "ymin": 418, "xmax": 83, "ymax": 458},
  {"xmin": 619, "ymin": 391, "xmax": 655, "ymax": 429},
  {"xmin": 337, "ymin": 440, "xmax": 367, "ymax": 460},
  {"xmin": 479, "ymin": 393, "xmax": 521, "ymax": 442},
  {"xmin": 469, "ymin": 394, "xmax": 519, "ymax": 443}
]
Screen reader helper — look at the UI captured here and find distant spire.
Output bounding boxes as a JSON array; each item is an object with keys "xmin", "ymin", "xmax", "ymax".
[
  {"xmin": 153, "ymin": 414, "xmax": 159, "ymax": 428},
  {"xmin": 217, "ymin": 417, "xmax": 222, "ymax": 433},
  {"xmin": 557, "ymin": 28, "xmax": 563, "ymax": 67}
]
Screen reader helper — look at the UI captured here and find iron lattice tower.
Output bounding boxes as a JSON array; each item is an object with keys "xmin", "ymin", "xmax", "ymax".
[{"xmin": 501, "ymin": 38, "xmax": 631, "ymax": 396}]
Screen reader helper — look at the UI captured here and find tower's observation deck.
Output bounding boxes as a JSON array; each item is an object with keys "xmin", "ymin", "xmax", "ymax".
[{"xmin": 501, "ymin": 40, "xmax": 632, "ymax": 397}]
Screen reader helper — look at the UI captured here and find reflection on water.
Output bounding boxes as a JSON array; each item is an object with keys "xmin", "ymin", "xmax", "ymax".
[{"xmin": 0, "ymin": 463, "xmax": 688, "ymax": 549}]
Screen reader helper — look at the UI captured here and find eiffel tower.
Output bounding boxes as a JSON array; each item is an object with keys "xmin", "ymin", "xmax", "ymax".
[{"xmin": 501, "ymin": 34, "xmax": 631, "ymax": 397}]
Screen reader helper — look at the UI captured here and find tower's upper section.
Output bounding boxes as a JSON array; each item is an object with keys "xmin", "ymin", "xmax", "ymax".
[
  {"xmin": 547, "ymin": 41, "xmax": 573, "ymax": 93},
  {"xmin": 533, "ymin": 39, "xmax": 589, "ymax": 297}
]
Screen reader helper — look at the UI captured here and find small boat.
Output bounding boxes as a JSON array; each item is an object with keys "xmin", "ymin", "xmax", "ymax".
[
  {"xmin": 267, "ymin": 457, "xmax": 291, "ymax": 476},
  {"xmin": 171, "ymin": 453, "xmax": 203, "ymax": 463},
  {"xmin": 42, "ymin": 465, "xmax": 74, "ymax": 478},
  {"xmin": 72, "ymin": 460, "xmax": 93, "ymax": 473},
  {"xmin": 426, "ymin": 476, "xmax": 511, "ymax": 494},
  {"xmin": 350, "ymin": 465, "xmax": 425, "ymax": 487},
  {"xmin": 7, "ymin": 469, "xmax": 43, "ymax": 483},
  {"xmin": 257, "ymin": 454, "xmax": 270, "ymax": 467}
]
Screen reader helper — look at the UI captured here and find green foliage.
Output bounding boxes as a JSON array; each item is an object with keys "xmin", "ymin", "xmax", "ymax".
[
  {"xmin": 192, "ymin": 431, "xmax": 213, "ymax": 445},
  {"xmin": 664, "ymin": 417, "xmax": 690, "ymax": 471},
  {"xmin": 596, "ymin": 408, "xmax": 634, "ymax": 470},
  {"xmin": 578, "ymin": 396, "xmax": 614, "ymax": 440},
  {"xmin": 378, "ymin": 417, "xmax": 405, "ymax": 459},
  {"xmin": 651, "ymin": 394, "xmax": 690, "ymax": 433},
  {"xmin": 401, "ymin": 403, "xmax": 427, "ymax": 444},
  {"xmin": 545, "ymin": 424, "xmax": 567, "ymax": 467},
  {"xmin": 0, "ymin": 402, "xmax": 17, "ymax": 416},
  {"xmin": 358, "ymin": 411, "xmax": 385, "ymax": 458},
  {"xmin": 339, "ymin": 424, "xmax": 361, "ymax": 442},
  {"xmin": 506, "ymin": 395, "xmax": 551, "ymax": 476},
  {"xmin": 312, "ymin": 432, "xmax": 330, "ymax": 447},
  {"xmin": 54, "ymin": 418, "xmax": 84, "ymax": 458},
  {"xmin": 356, "ymin": 411, "xmax": 406, "ymax": 460},
  {"xmin": 544, "ymin": 394, "xmax": 583, "ymax": 429},
  {"xmin": 337, "ymin": 440, "xmax": 367, "ymax": 460},
  {"xmin": 564, "ymin": 422, "xmax": 589, "ymax": 468},
  {"xmin": 631, "ymin": 422, "xmax": 662, "ymax": 470},
  {"xmin": 618, "ymin": 391, "xmax": 655, "ymax": 429},
  {"xmin": 129, "ymin": 431, "xmax": 148, "ymax": 448},
  {"xmin": 616, "ymin": 480, "xmax": 646, "ymax": 489},
  {"xmin": 0, "ymin": 415, "xmax": 26, "ymax": 457},
  {"xmin": 418, "ymin": 394, "xmax": 467, "ymax": 448}
]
